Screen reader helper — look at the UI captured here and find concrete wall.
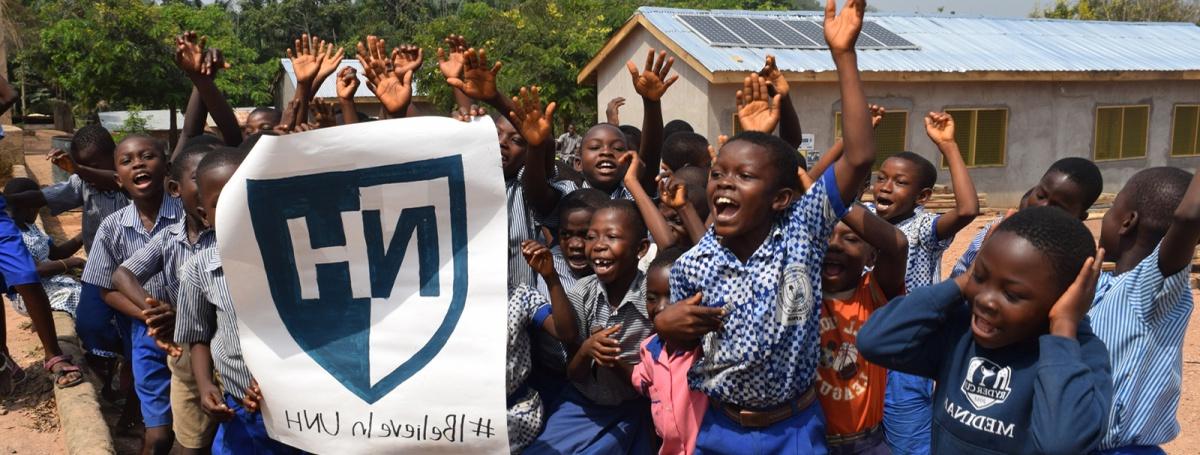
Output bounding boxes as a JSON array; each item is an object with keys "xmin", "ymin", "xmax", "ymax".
[{"xmin": 592, "ymin": 30, "xmax": 1200, "ymax": 206}]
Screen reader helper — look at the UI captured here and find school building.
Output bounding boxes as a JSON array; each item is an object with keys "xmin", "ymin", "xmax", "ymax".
[{"xmin": 579, "ymin": 7, "xmax": 1200, "ymax": 206}]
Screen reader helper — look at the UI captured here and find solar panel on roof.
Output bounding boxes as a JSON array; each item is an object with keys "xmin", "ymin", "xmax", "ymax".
[
  {"xmin": 715, "ymin": 16, "xmax": 782, "ymax": 46},
  {"xmin": 862, "ymin": 22, "xmax": 916, "ymax": 48},
  {"xmin": 784, "ymin": 20, "xmax": 828, "ymax": 47},
  {"xmin": 855, "ymin": 32, "xmax": 886, "ymax": 48},
  {"xmin": 677, "ymin": 15, "xmax": 744, "ymax": 46},
  {"xmin": 750, "ymin": 18, "xmax": 820, "ymax": 47}
]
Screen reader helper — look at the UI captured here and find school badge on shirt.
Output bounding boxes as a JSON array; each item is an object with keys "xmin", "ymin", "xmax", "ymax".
[
  {"xmin": 777, "ymin": 263, "xmax": 814, "ymax": 325},
  {"xmin": 961, "ymin": 357, "xmax": 1012, "ymax": 410}
]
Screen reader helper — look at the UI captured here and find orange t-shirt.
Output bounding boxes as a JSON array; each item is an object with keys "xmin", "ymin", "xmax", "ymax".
[{"xmin": 816, "ymin": 272, "xmax": 891, "ymax": 436}]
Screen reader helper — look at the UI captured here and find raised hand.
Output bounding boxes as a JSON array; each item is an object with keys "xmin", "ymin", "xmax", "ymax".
[
  {"xmin": 287, "ymin": 34, "xmax": 324, "ymax": 84},
  {"xmin": 737, "ymin": 74, "xmax": 782, "ymax": 133},
  {"xmin": 619, "ymin": 151, "xmax": 643, "ymax": 185},
  {"xmin": 924, "ymin": 111, "xmax": 956, "ymax": 146},
  {"xmin": 580, "ymin": 326, "xmax": 622, "ymax": 368},
  {"xmin": 520, "ymin": 240, "xmax": 557, "ymax": 278},
  {"xmin": 451, "ymin": 104, "xmax": 487, "ymax": 123},
  {"xmin": 174, "ymin": 31, "xmax": 207, "ymax": 77},
  {"xmin": 392, "ymin": 45, "xmax": 423, "ymax": 77},
  {"xmin": 201, "ymin": 48, "xmax": 230, "ymax": 77},
  {"xmin": 824, "ymin": 0, "xmax": 866, "ymax": 54},
  {"xmin": 47, "ymin": 149, "xmax": 76, "ymax": 175},
  {"xmin": 356, "ymin": 36, "xmax": 414, "ymax": 115},
  {"xmin": 507, "ymin": 86, "xmax": 556, "ymax": 147},
  {"xmin": 446, "ymin": 48, "xmax": 502, "ymax": 102},
  {"xmin": 313, "ymin": 39, "xmax": 346, "ymax": 90},
  {"xmin": 662, "ymin": 182, "xmax": 688, "ymax": 209},
  {"xmin": 606, "ymin": 97, "xmax": 626, "ymax": 124},
  {"xmin": 1048, "ymin": 248, "xmax": 1104, "ymax": 339},
  {"xmin": 310, "ymin": 99, "xmax": 337, "ymax": 128},
  {"xmin": 869, "ymin": 104, "xmax": 886, "ymax": 129},
  {"xmin": 437, "ymin": 34, "xmax": 469, "ymax": 81},
  {"xmin": 336, "ymin": 66, "xmax": 359, "ymax": 100},
  {"xmin": 758, "ymin": 54, "xmax": 789, "ymax": 95},
  {"xmin": 626, "ymin": 49, "xmax": 679, "ymax": 102}
]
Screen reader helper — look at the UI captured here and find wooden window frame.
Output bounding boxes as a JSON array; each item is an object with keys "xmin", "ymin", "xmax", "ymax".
[
  {"xmin": 1170, "ymin": 104, "xmax": 1200, "ymax": 157},
  {"xmin": 942, "ymin": 108, "xmax": 1008, "ymax": 168},
  {"xmin": 1093, "ymin": 104, "xmax": 1150, "ymax": 161},
  {"xmin": 835, "ymin": 110, "xmax": 909, "ymax": 169}
]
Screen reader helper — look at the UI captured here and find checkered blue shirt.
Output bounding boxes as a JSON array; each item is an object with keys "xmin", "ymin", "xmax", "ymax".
[
  {"xmin": 81, "ymin": 197, "xmax": 183, "ymax": 303},
  {"xmin": 120, "ymin": 219, "xmax": 216, "ymax": 306},
  {"xmin": 865, "ymin": 203, "xmax": 953, "ymax": 291},
  {"xmin": 950, "ymin": 216, "xmax": 1001, "ymax": 279},
  {"xmin": 507, "ymin": 170, "xmax": 576, "ymax": 293},
  {"xmin": 1088, "ymin": 242, "xmax": 1194, "ymax": 449},
  {"xmin": 669, "ymin": 167, "xmax": 847, "ymax": 409}
]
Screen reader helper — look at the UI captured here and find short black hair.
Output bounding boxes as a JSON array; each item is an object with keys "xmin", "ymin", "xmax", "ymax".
[
  {"xmin": 1046, "ymin": 157, "xmax": 1103, "ymax": 210},
  {"xmin": 648, "ymin": 245, "xmax": 687, "ymax": 275},
  {"xmin": 118, "ymin": 134, "xmax": 168, "ymax": 160},
  {"xmin": 889, "ymin": 151, "xmax": 938, "ymax": 189},
  {"xmin": 993, "ymin": 205, "xmax": 1096, "ymax": 290},
  {"xmin": 70, "ymin": 124, "xmax": 116, "ymax": 159},
  {"xmin": 584, "ymin": 123, "xmax": 627, "ymax": 148},
  {"xmin": 671, "ymin": 165, "xmax": 710, "ymax": 221},
  {"xmin": 248, "ymin": 107, "xmax": 281, "ymax": 123},
  {"xmin": 596, "ymin": 199, "xmax": 647, "ymax": 241},
  {"xmin": 196, "ymin": 146, "xmax": 246, "ymax": 193},
  {"xmin": 1123, "ymin": 167, "xmax": 1193, "ymax": 238},
  {"xmin": 3, "ymin": 177, "xmax": 38, "ymax": 196},
  {"xmin": 557, "ymin": 188, "xmax": 608, "ymax": 221},
  {"xmin": 170, "ymin": 145, "xmax": 213, "ymax": 181},
  {"xmin": 555, "ymin": 161, "xmax": 583, "ymax": 186},
  {"xmin": 725, "ymin": 131, "xmax": 800, "ymax": 191},
  {"xmin": 619, "ymin": 125, "xmax": 641, "ymax": 152},
  {"xmin": 663, "ymin": 132, "xmax": 711, "ymax": 171},
  {"xmin": 664, "ymin": 119, "xmax": 694, "ymax": 140},
  {"xmin": 239, "ymin": 131, "xmax": 277, "ymax": 153}
]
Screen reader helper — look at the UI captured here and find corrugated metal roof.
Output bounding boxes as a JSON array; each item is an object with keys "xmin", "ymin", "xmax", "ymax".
[
  {"xmin": 279, "ymin": 59, "xmax": 425, "ymax": 98},
  {"xmin": 638, "ymin": 7, "xmax": 1200, "ymax": 74}
]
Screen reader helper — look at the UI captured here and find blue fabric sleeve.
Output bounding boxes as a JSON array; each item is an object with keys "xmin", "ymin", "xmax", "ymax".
[
  {"xmin": 41, "ymin": 176, "xmax": 85, "ymax": 215},
  {"xmin": 821, "ymin": 166, "xmax": 848, "ymax": 220},
  {"xmin": 532, "ymin": 303, "xmax": 553, "ymax": 328},
  {"xmin": 1030, "ymin": 326, "xmax": 1112, "ymax": 455},
  {"xmin": 857, "ymin": 279, "xmax": 964, "ymax": 378}
]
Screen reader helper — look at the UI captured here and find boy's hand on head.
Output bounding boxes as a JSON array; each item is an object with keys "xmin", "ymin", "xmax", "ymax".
[
  {"xmin": 582, "ymin": 326, "xmax": 622, "ymax": 368},
  {"xmin": 605, "ymin": 97, "xmax": 625, "ymax": 124},
  {"xmin": 507, "ymin": 86, "xmax": 556, "ymax": 148},
  {"xmin": 1049, "ymin": 248, "xmax": 1104, "ymax": 340},
  {"xmin": 924, "ymin": 111, "xmax": 957, "ymax": 147},
  {"xmin": 869, "ymin": 104, "xmax": 886, "ymax": 129},
  {"xmin": 47, "ymin": 149, "xmax": 77, "ymax": 175},
  {"xmin": 625, "ymin": 49, "xmax": 679, "ymax": 102},
  {"xmin": 520, "ymin": 240, "xmax": 557, "ymax": 278},
  {"xmin": 446, "ymin": 48, "xmax": 501, "ymax": 102},
  {"xmin": 286, "ymin": 33, "xmax": 324, "ymax": 84},
  {"xmin": 243, "ymin": 378, "xmax": 264, "ymax": 413},
  {"xmin": 824, "ymin": 0, "xmax": 866, "ymax": 55},
  {"xmin": 736, "ymin": 74, "xmax": 782, "ymax": 133},
  {"xmin": 436, "ymin": 34, "xmax": 469, "ymax": 81},
  {"xmin": 758, "ymin": 54, "xmax": 789, "ymax": 96},
  {"xmin": 653, "ymin": 293, "xmax": 723, "ymax": 347},
  {"xmin": 200, "ymin": 386, "xmax": 235, "ymax": 421},
  {"xmin": 336, "ymin": 66, "xmax": 360, "ymax": 100}
]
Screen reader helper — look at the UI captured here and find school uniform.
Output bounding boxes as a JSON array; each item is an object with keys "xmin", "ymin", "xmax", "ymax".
[
  {"xmin": 81, "ymin": 196, "xmax": 182, "ymax": 429},
  {"xmin": 0, "ymin": 198, "xmax": 41, "ymax": 295},
  {"xmin": 669, "ymin": 167, "xmax": 848, "ymax": 454},
  {"xmin": 5, "ymin": 223, "xmax": 82, "ymax": 317},
  {"xmin": 632, "ymin": 334, "xmax": 708, "ymax": 455},
  {"xmin": 122, "ymin": 221, "xmax": 217, "ymax": 450},
  {"xmin": 949, "ymin": 216, "xmax": 1001, "ymax": 279},
  {"xmin": 175, "ymin": 247, "xmax": 303, "ymax": 455},
  {"xmin": 527, "ymin": 273, "xmax": 654, "ymax": 455},
  {"xmin": 865, "ymin": 203, "xmax": 954, "ymax": 455},
  {"xmin": 507, "ymin": 285, "xmax": 551, "ymax": 453},
  {"xmin": 1088, "ymin": 243, "xmax": 1194, "ymax": 454},
  {"xmin": 507, "ymin": 168, "xmax": 575, "ymax": 293},
  {"xmin": 857, "ymin": 280, "xmax": 1113, "ymax": 455},
  {"xmin": 817, "ymin": 273, "xmax": 891, "ymax": 455},
  {"xmin": 43, "ymin": 174, "xmax": 130, "ymax": 358},
  {"xmin": 554, "ymin": 179, "xmax": 640, "ymax": 202}
]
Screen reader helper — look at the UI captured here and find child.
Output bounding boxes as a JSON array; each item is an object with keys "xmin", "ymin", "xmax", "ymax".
[
  {"xmin": 658, "ymin": 166, "xmax": 708, "ymax": 247},
  {"xmin": 174, "ymin": 148, "xmax": 302, "ymax": 454},
  {"xmin": 535, "ymin": 188, "xmax": 609, "ymax": 297},
  {"xmin": 3, "ymin": 178, "xmax": 85, "ymax": 318},
  {"xmin": 630, "ymin": 246, "xmax": 708, "ymax": 455},
  {"xmin": 950, "ymin": 157, "xmax": 1103, "ymax": 278},
  {"xmin": 818, "ymin": 205, "xmax": 908, "ymax": 454},
  {"xmin": 662, "ymin": 132, "xmax": 711, "ymax": 172},
  {"xmin": 110, "ymin": 144, "xmax": 216, "ymax": 454},
  {"xmin": 656, "ymin": 2, "xmax": 877, "ymax": 451},
  {"xmin": 1089, "ymin": 167, "xmax": 1200, "ymax": 454},
  {"xmin": 243, "ymin": 108, "xmax": 281, "ymax": 137},
  {"xmin": 527, "ymin": 200, "xmax": 654, "ymax": 454},
  {"xmin": 870, "ymin": 112, "xmax": 980, "ymax": 454},
  {"xmin": 857, "ymin": 206, "xmax": 1112, "ymax": 454},
  {"xmin": 81, "ymin": 134, "xmax": 180, "ymax": 454}
]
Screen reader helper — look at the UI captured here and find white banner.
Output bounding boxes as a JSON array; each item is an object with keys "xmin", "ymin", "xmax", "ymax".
[{"xmin": 216, "ymin": 117, "xmax": 510, "ymax": 454}]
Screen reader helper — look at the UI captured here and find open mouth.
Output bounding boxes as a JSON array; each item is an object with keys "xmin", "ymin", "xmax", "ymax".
[
  {"xmin": 591, "ymin": 257, "xmax": 615, "ymax": 276},
  {"xmin": 713, "ymin": 195, "xmax": 740, "ymax": 223},
  {"xmin": 874, "ymin": 195, "xmax": 894, "ymax": 212},
  {"xmin": 821, "ymin": 260, "xmax": 846, "ymax": 279},
  {"xmin": 131, "ymin": 171, "xmax": 154, "ymax": 189},
  {"xmin": 972, "ymin": 312, "xmax": 999, "ymax": 339},
  {"xmin": 595, "ymin": 159, "xmax": 618, "ymax": 176},
  {"xmin": 566, "ymin": 253, "xmax": 589, "ymax": 271}
]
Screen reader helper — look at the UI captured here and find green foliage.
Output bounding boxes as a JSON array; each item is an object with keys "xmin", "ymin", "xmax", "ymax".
[
  {"xmin": 1033, "ymin": 0, "xmax": 1200, "ymax": 22},
  {"xmin": 117, "ymin": 105, "xmax": 150, "ymax": 139}
]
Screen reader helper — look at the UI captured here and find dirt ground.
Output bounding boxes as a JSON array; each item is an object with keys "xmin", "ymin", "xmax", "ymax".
[{"xmin": 0, "ymin": 130, "xmax": 1197, "ymax": 453}]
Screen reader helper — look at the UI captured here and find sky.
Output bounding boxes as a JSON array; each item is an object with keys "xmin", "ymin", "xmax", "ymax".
[{"xmin": 867, "ymin": 0, "xmax": 1046, "ymax": 18}]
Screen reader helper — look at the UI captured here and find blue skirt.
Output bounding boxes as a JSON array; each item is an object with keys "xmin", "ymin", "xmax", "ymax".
[{"xmin": 524, "ymin": 385, "xmax": 653, "ymax": 455}]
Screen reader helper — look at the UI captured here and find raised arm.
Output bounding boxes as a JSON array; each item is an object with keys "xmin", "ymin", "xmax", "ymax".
[
  {"xmin": 335, "ymin": 67, "xmax": 360, "ymax": 125},
  {"xmin": 174, "ymin": 33, "xmax": 241, "ymax": 145},
  {"xmin": 662, "ymin": 182, "xmax": 705, "ymax": 245},
  {"xmin": 736, "ymin": 74, "xmax": 782, "ymax": 135},
  {"xmin": 436, "ymin": 35, "xmax": 474, "ymax": 112},
  {"xmin": 760, "ymin": 55, "xmax": 802, "ymax": 148},
  {"xmin": 825, "ymin": 0, "xmax": 875, "ymax": 205},
  {"xmin": 626, "ymin": 49, "xmax": 677, "ymax": 192},
  {"xmin": 510, "ymin": 86, "xmax": 562, "ymax": 216},
  {"xmin": 621, "ymin": 153, "xmax": 679, "ymax": 249},
  {"xmin": 175, "ymin": 88, "xmax": 205, "ymax": 156},
  {"xmin": 842, "ymin": 204, "xmax": 908, "ymax": 299},
  {"xmin": 1158, "ymin": 166, "xmax": 1200, "ymax": 276},
  {"xmin": 311, "ymin": 39, "xmax": 346, "ymax": 98},
  {"xmin": 447, "ymin": 48, "xmax": 517, "ymax": 127},
  {"xmin": 521, "ymin": 240, "xmax": 579, "ymax": 345},
  {"xmin": 857, "ymin": 278, "xmax": 961, "ymax": 378},
  {"xmin": 605, "ymin": 97, "xmax": 625, "ymax": 125},
  {"xmin": 927, "ymin": 112, "xmax": 981, "ymax": 239},
  {"xmin": 356, "ymin": 36, "xmax": 416, "ymax": 118},
  {"xmin": 808, "ymin": 104, "xmax": 884, "ymax": 181}
]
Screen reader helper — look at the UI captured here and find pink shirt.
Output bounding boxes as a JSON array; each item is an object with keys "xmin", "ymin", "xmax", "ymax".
[{"xmin": 632, "ymin": 335, "xmax": 708, "ymax": 455}]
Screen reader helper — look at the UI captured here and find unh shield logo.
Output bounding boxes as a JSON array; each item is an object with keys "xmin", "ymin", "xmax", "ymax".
[{"xmin": 246, "ymin": 155, "xmax": 468, "ymax": 404}]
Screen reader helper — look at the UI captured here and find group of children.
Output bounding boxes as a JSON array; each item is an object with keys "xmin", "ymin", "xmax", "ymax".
[{"xmin": 0, "ymin": 0, "xmax": 1195, "ymax": 454}]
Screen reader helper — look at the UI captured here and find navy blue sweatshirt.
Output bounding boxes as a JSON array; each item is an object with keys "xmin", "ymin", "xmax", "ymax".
[{"xmin": 857, "ymin": 280, "xmax": 1113, "ymax": 455}]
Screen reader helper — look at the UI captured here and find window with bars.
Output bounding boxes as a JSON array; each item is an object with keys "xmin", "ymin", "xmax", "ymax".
[
  {"xmin": 941, "ymin": 108, "xmax": 1007, "ymax": 167},
  {"xmin": 1171, "ymin": 105, "xmax": 1200, "ymax": 157},
  {"xmin": 836, "ymin": 110, "xmax": 908, "ymax": 169},
  {"xmin": 1094, "ymin": 105, "xmax": 1149, "ymax": 160}
]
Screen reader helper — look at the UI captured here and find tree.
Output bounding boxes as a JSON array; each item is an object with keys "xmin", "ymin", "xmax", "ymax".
[{"xmin": 1033, "ymin": 0, "xmax": 1200, "ymax": 22}]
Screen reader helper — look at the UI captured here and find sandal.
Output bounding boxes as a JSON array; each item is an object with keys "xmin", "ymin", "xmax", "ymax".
[{"xmin": 43, "ymin": 355, "xmax": 84, "ymax": 389}]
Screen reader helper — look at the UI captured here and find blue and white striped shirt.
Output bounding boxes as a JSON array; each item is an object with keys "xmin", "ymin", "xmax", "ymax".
[
  {"xmin": 1088, "ymin": 243, "xmax": 1194, "ymax": 449},
  {"xmin": 81, "ymin": 197, "xmax": 183, "ymax": 303},
  {"xmin": 950, "ymin": 216, "xmax": 1001, "ymax": 279},
  {"xmin": 174, "ymin": 247, "xmax": 253, "ymax": 402},
  {"xmin": 507, "ymin": 170, "xmax": 575, "ymax": 294},
  {"xmin": 120, "ymin": 219, "xmax": 216, "ymax": 306},
  {"xmin": 42, "ymin": 174, "xmax": 130, "ymax": 253}
]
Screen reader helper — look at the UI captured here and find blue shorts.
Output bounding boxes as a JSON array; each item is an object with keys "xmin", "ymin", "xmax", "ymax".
[
  {"xmin": 883, "ymin": 370, "xmax": 932, "ymax": 454},
  {"xmin": 695, "ymin": 398, "xmax": 828, "ymax": 454},
  {"xmin": 213, "ymin": 394, "xmax": 305, "ymax": 455},
  {"xmin": 1096, "ymin": 446, "xmax": 1165, "ymax": 455},
  {"xmin": 0, "ymin": 207, "xmax": 40, "ymax": 290},
  {"xmin": 75, "ymin": 282, "xmax": 124, "ymax": 358},
  {"xmin": 525, "ymin": 386, "xmax": 652, "ymax": 455},
  {"xmin": 131, "ymin": 321, "xmax": 172, "ymax": 428}
]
